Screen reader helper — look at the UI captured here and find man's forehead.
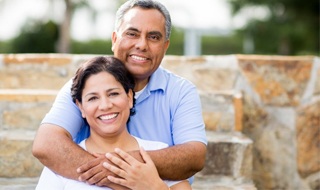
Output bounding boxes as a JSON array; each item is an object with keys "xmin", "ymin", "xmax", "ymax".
[
  {"xmin": 120, "ymin": 7, "xmax": 166, "ymax": 32},
  {"xmin": 123, "ymin": 7, "xmax": 164, "ymax": 20}
]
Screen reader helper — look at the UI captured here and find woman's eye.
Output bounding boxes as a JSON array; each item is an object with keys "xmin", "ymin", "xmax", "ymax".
[
  {"xmin": 108, "ymin": 92, "xmax": 120, "ymax": 97},
  {"xmin": 88, "ymin": 97, "xmax": 97, "ymax": 101}
]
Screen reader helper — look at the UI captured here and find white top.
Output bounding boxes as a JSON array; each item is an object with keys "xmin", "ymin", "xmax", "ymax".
[{"xmin": 36, "ymin": 136, "xmax": 180, "ymax": 190}]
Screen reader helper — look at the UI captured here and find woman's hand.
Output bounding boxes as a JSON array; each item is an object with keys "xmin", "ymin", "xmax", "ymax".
[{"xmin": 103, "ymin": 147, "xmax": 169, "ymax": 190}]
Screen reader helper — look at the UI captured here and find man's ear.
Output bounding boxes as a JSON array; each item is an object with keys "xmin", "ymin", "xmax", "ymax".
[
  {"xmin": 76, "ymin": 100, "xmax": 86, "ymax": 118},
  {"xmin": 164, "ymin": 39, "xmax": 170, "ymax": 52},
  {"xmin": 111, "ymin": 31, "xmax": 117, "ymax": 52}
]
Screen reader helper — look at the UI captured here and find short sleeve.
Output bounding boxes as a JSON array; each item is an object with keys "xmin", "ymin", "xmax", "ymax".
[{"xmin": 41, "ymin": 79, "xmax": 84, "ymax": 139}]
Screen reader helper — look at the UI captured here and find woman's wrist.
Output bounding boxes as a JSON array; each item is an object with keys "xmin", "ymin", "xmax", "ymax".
[{"xmin": 156, "ymin": 181, "xmax": 170, "ymax": 190}]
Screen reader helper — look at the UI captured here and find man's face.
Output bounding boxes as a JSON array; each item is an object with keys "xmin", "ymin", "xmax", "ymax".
[{"xmin": 111, "ymin": 7, "xmax": 170, "ymax": 84}]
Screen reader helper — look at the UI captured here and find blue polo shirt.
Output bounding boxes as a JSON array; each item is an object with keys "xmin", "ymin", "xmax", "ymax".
[{"xmin": 42, "ymin": 66, "xmax": 207, "ymax": 146}]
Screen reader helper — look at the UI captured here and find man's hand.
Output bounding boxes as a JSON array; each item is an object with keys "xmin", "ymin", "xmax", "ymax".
[
  {"xmin": 77, "ymin": 153, "xmax": 114, "ymax": 186},
  {"xmin": 77, "ymin": 152, "xmax": 129, "ymax": 189}
]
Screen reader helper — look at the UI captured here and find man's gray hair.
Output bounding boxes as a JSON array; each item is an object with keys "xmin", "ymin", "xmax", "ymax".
[{"xmin": 115, "ymin": 0, "xmax": 172, "ymax": 40}]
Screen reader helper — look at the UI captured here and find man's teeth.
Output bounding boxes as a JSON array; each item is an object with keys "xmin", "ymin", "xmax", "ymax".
[
  {"xmin": 100, "ymin": 114, "xmax": 118, "ymax": 120},
  {"xmin": 131, "ymin": 55, "xmax": 147, "ymax": 61}
]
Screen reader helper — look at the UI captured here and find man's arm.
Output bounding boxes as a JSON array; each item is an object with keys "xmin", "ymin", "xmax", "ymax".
[
  {"xmin": 108, "ymin": 141, "xmax": 206, "ymax": 180},
  {"xmin": 78, "ymin": 141, "xmax": 206, "ymax": 183},
  {"xmin": 148, "ymin": 141, "xmax": 206, "ymax": 180},
  {"xmin": 32, "ymin": 124, "xmax": 94, "ymax": 179},
  {"xmin": 82, "ymin": 142, "xmax": 206, "ymax": 182}
]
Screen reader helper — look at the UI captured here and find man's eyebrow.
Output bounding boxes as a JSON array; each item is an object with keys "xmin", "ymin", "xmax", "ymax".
[
  {"xmin": 149, "ymin": 31, "xmax": 163, "ymax": 38},
  {"xmin": 126, "ymin": 27, "xmax": 140, "ymax": 32}
]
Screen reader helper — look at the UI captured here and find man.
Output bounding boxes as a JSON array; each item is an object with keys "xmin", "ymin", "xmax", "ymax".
[{"xmin": 32, "ymin": 0, "xmax": 207, "ymax": 188}]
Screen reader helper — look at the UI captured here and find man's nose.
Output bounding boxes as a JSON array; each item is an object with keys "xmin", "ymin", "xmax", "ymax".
[{"xmin": 135, "ymin": 37, "xmax": 148, "ymax": 51}]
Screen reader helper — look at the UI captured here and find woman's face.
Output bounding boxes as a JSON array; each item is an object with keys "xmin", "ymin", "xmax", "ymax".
[{"xmin": 77, "ymin": 71, "xmax": 133, "ymax": 138}]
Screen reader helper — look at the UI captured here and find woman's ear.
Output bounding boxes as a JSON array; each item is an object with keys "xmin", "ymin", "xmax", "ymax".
[{"xmin": 76, "ymin": 100, "xmax": 86, "ymax": 118}]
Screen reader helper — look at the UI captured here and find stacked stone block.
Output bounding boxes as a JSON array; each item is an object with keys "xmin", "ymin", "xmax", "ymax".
[
  {"xmin": 0, "ymin": 90, "xmax": 57, "ymax": 177},
  {"xmin": 0, "ymin": 54, "xmax": 318, "ymax": 190}
]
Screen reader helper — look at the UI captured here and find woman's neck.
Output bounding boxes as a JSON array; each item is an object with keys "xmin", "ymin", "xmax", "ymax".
[{"xmin": 85, "ymin": 130, "xmax": 138, "ymax": 153}]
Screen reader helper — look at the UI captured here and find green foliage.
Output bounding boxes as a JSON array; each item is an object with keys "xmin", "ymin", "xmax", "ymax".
[
  {"xmin": 0, "ymin": 40, "xmax": 12, "ymax": 53},
  {"xmin": 166, "ymin": 27, "xmax": 184, "ymax": 55},
  {"xmin": 10, "ymin": 20, "xmax": 59, "ymax": 53},
  {"xmin": 201, "ymin": 34, "xmax": 243, "ymax": 55},
  {"xmin": 71, "ymin": 39, "xmax": 113, "ymax": 55},
  {"xmin": 1, "ymin": 0, "xmax": 318, "ymax": 56},
  {"xmin": 227, "ymin": 0, "xmax": 319, "ymax": 55}
]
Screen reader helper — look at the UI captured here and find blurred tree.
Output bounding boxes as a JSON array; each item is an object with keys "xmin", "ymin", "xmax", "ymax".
[
  {"xmin": 56, "ymin": 0, "xmax": 93, "ymax": 53},
  {"xmin": 167, "ymin": 27, "xmax": 184, "ymax": 55},
  {"xmin": 228, "ymin": 0, "xmax": 319, "ymax": 55},
  {"xmin": 11, "ymin": 20, "xmax": 59, "ymax": 53}
]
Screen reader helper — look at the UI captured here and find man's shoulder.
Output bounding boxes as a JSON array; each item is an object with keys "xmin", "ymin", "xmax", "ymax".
[{"xmin": 157, "ymin": 66, "xmax": 194, "ymax": 86}]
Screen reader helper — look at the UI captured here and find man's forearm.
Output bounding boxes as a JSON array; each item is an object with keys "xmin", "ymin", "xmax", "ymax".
[
  {"xmin": 147, "ymin": 142, "xmax": 207, "ymax": 180},
  {"xmin": 32, "ymin": 124, "xmax": 94, "ymax": 180}
]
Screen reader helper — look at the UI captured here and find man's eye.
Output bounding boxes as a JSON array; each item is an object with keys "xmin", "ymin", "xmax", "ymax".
[
  {"xmin": 149, "ymin": 35, "xmax": 160, "ymax": 40},
  {"xmin": 126, "ymin": 32, "xmax": 137, "ymax": 37}
]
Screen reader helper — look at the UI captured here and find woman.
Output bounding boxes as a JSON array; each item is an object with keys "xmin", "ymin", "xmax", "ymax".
[{"xmin": 36, "ymin": 56, "xmax": 191, "ymax": 190}]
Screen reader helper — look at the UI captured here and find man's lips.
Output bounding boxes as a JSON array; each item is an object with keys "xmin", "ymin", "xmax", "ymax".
[{"xmin": 130, "ymin": 55, "xmax": 149, "ymax": 61}]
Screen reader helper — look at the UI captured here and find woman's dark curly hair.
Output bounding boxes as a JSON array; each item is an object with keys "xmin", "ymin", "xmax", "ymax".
[{"xmin": 71, "ymin": 56, "xmax": 136, "ymax": 116}]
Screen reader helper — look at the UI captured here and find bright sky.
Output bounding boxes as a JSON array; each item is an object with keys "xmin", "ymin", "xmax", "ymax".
[{"xmin": 0, "ymin": 0, "xmax": 267, "ymax": 41}]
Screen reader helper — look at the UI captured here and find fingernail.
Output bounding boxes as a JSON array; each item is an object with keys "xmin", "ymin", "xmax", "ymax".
[
  {"xmin": 114, "ymin": 148, "xmax": 120, "ymax": 153},
  {"xmin": 103, "ymin": 162, "xmax": 109, "ymax": 168},
  {"xmin": 105, "ymin": 153, "xmax": 112, "ymax": 158}
]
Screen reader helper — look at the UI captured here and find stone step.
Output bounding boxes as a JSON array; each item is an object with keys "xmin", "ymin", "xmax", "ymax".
[
  {"xmin": 190, "ymin": 131, "xmax": 256, "ymax": 189},
  {"xmin": 0, "ymin": 176, "xmax": 256, "ymax": 190},
  {"xmin": 200, "ymin": 131, "xmax": 253, "ymax": 181},
  {"xmin": 0, "ymin": 54, "xmax": 77, "ymax": 90},
  {"xmin": 0, "ymin": 130, "xmax": 254, "ymax": 179},
  {"xmin": 0, "ymin": 130, "xmax": 43, "ymax": 178},
  {"xmin": 199, "ymin": 90, "xmax": 243, "ymax": 132},
  {"xmin": 0, "ymin": 130, "xmax": 256, "ymax": 189},
  {"xmin": 0, "ymin": 89, "xmax": 243, "ymax": 132},
  {"xmin": 0, "ymin": 89, "xmax": 57, "ymax": 131},
  {"xmin": 192, "ymin": 175, "xmax": 257, "ymax": 190},
  {"xmin": 0, "ymin": 177, "xmax": 38, "ymax": 190}
]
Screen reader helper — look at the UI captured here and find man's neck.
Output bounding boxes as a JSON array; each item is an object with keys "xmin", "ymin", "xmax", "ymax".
[{"xmin": 134, "ymin": 78, "xmax": 149, "ymax": 92}]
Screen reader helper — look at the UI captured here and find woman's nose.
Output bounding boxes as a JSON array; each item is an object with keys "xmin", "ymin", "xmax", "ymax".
[{"xmin": 99, "ymin": 97, "xmax": 112, "ymax": 110}]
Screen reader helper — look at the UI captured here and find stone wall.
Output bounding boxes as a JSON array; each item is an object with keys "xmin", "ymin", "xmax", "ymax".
[{"xmin": 0, "ymin": 54, "xmax": 319, "ymax": 189}]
